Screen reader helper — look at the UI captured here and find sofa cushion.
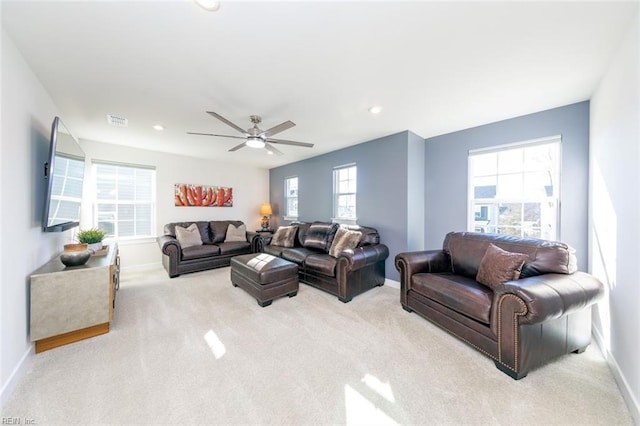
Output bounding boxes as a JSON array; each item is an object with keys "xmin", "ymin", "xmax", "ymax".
[
  {"xmin": 303, "ymin": 222, "xmax": 339, "ymax": 252},
  {"xmin": 329, "ymin": 227, "xmax": 362, "ymax": 257},
  {"xmin": 216, "ymin": 241, "xmax": 251, "ymax": 255},
  {"xmin": 263, "ymin": 244, "xmax": 285, "ymax": 257},
  {"xmin": 225, "ymin": 223, "xmax": 247, "ymax": 242},
  {"xmin": 271, "ymin": 226, "xmax": 298, "ymax": 247},
  {"xmin": 443, "ymin": 231, "xmax": 577, "ymax": 280},
  {"xmin": 210, "ymin": 221, "xmax": 245, "ymax": 243},
  {"xmin": 182, "ymin": 244, "xmax": 220, "ymax": 260},
  {"xmin": 175, "ymin": 223, "xmax": 203, "ymax": 248},
  {"xmin": 281, "ymin": 247, "xmax": 320, "ymax": 266},
  {"xmin": 411, "ymin": 272, "xmax": 493, "ymax": 324},
  {"xmin": 165, "ymin": 221, "xmax": 211, "ymax": 244},
  {"xmin": 305, "ymin": 254, "xmax": 337, "ymax": 277},
  {"xmin": 294, "ymin": 222, "xmax": 311, "ymax": 247},
  {"xmin": 476, "ymin": 244, "xmax": 528, "ymax": 289}
]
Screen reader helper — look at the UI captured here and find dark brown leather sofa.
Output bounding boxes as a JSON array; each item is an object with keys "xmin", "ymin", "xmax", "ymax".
[
  {"xmin": 395, "ymin": 231, "xmax": 604, "ymax": 379},
  {"xmin": 157, "ymin": 220, "xmax": 255, "ymax": 278},
  {"xmin": 258, "ymin": 222, "xmax": 389, "ymax": 302}
]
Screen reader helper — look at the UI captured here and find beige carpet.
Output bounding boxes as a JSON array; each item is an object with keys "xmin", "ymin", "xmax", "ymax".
[{"xmin": 1, "ymin": 266, "xmax": 632, "ymax": 425}]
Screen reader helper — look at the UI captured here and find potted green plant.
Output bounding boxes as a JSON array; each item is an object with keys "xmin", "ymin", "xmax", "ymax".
[{"xmin": 76, "ymin": 228, "xmax": 107, "ymax": 253}]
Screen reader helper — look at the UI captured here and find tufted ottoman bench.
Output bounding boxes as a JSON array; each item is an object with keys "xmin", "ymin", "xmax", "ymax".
[{"xmin": 230, "ymin": 253, "xmax": 299, "ymax": 307}]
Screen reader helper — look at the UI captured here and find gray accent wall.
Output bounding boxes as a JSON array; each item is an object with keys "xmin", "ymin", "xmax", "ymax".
[
  {"xmin": 270, "ymin": 131, "xmax": 420, "ymax": 281},
  {"xmin": 424, "ymin": 101, "xmax": 590, "ymax": 271}
]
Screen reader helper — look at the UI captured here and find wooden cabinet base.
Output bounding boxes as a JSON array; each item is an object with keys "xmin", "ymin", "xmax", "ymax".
[{"xmin": 35, "ymin": 323, "xmax": 110, "ymax": 353}]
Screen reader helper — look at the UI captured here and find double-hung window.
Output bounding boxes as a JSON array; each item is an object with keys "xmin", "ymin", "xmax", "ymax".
[
  {"xmin": 333, "ymin": 164, "xmax": 357, "ymax": 223},
  {"xmin": 284, "ymin": 176, "xmax": 298, "ymax": 219},
  {"xmin": 468, "ymin": 136, "xmax": 561, "ymax": 240},
  {"xmin": 93, "ymin": 161, "xmax": 156, "ymax": 239}
]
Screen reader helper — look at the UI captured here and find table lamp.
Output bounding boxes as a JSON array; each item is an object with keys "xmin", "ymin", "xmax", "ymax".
[{"xmin": 260, "ymin": 203, "xmax": 273, "ymax": 231}]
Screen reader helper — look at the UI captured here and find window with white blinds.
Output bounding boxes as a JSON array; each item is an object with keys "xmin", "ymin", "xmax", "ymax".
[{"xmin": 93, "ymin": 161, "xmax": 156, "ymax": 238}]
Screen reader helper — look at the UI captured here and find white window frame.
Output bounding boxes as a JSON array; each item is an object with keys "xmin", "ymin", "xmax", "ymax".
[
  {"xmin": 92, "ymin": 161, "xmax": 156, "ymax": 241},
  {"xmin": 284, "ymin": 176, "xmax": 298, "ymax": 221},
  {"xmin": 468, "ymin": 135, "xmax": 561, "ymax": 240},
  {"xmin": 332, "ymin": 163, "xmax": 357, "ymax": 225}
]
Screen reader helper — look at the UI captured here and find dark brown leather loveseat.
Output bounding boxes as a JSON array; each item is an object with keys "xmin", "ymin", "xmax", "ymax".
[
  {"xmin": 395, "ymin": 231, "xmax": 604, "ymax": 379},
  {"xmin": 258, "ymin": 221, "xmax": 389, "ymax": 302},
  {"xmin": 157, "ymin": 220, "xmax": 254, "ymax": 278}
]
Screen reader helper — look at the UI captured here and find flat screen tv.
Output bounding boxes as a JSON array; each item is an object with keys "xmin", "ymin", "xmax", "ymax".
[{"xmin": 42, "ymin": 116, "xmax": 86, "ymax": 232}]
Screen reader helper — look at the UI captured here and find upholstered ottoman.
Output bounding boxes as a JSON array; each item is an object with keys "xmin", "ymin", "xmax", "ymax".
[{"xmin": 230, "ymin": 253, "xmax": 299, "ymax": 307}]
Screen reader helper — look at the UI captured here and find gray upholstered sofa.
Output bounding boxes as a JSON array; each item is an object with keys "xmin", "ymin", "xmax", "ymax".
[{"xmin": 157, "ymin": 220, "xmax": 254, "ymax": 278}]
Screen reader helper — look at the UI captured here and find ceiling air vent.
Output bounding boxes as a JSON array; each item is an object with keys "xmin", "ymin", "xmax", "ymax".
[{"xmin": 107, "ymin": 114, "xmax": 128, "ymax": 127}]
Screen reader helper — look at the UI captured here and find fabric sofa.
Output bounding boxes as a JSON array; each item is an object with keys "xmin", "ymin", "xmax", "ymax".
[
  {"xmin": 258, "ymin": 221, "xmax": 389, "ymax": 302},
  {"xmin": 157, "ymin": 220, "xmax": 254, "ymax": 278},
  {"xmin": 395, "ymin": 231, "xmax": 604, "ymax": 379}
]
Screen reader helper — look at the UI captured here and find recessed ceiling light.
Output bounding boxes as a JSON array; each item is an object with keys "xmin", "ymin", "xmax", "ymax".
[
  {"xmin": 153, "ymin": 125, "xmax": 165, "ymax": 131},
  {"xmin": 194, "ymin": 0, "xmax": 220, "ymax": 12},
  {"xmin": 368, "ymin": 105, "xmax": 383, "ymax": 114}
]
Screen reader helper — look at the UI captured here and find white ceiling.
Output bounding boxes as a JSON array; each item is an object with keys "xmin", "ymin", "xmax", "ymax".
[{"xmin": 2, "ymin": 1, "xmax": 638, "ymax": 168}]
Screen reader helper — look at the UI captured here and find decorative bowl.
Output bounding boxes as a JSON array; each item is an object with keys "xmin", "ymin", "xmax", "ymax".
[{"xmin": 60, "ymin": 243, "xmax": 91, "ymax": 267}]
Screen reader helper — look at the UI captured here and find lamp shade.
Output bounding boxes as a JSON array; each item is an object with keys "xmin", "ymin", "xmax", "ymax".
[{"xmin": 260, "ymin": 204, "xmax": 273, "ymax": 216}]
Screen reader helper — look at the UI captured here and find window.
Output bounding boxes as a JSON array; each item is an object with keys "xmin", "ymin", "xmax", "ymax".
[
  {"xmin": 333, "ymin": 164, "xmax": 357, "ymax": 221},
  {"xmin": 284, "ymin": 176, "xmax": 298, "ymax": 219},
  {"xmin": 93, "ymin": 162, "xmax": 156, "ymax": 239},
  {"xmin": 468, "ymin": 136, "xmax": 560, "ymax": 240}
]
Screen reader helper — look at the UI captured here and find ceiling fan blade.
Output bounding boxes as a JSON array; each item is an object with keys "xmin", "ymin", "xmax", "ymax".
[
  {"xmin": 261, "ymin": 120, "xmax": 295, "ymax": 138},
  {"xmin": 187, "ymin": 132, "xmax": 246, "ymax": 140},
  {"xmin": 206, "ymin": 111, "xmax": 248, "ymax": 135},
  {"xmin": 229, "ymin": 142, "xmax": 247, "ymax": 152},
  {"xmin": 266, "ymin": 137, "xmax": 314, "ymax": 148},
  {"xmin": 265, "ymin": 143, "xmax": 284, "ymax": 156}
]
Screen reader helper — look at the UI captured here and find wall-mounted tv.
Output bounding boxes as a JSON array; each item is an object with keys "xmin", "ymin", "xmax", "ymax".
[{"xmin": 42, "ymin": 116, "xmax": 86, "ymax": 232}]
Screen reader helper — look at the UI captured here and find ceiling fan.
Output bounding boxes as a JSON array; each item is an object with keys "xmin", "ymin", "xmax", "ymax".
[{"xmin": 187, "ymin": 112, "xmax": 314, "ymax": 155}]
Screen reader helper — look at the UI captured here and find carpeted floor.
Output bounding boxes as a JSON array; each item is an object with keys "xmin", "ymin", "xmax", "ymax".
[{"xmin": 1, "ymin": 266, "xmax": 633, "ymax": 425}]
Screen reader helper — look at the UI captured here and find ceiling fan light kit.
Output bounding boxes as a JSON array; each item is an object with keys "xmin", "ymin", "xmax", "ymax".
[
  {"xmin": 187, "ymin": 111, "xmax": 314, "ymax": 156},
  {"xmin": 246, "ymin": 137, "xmax": 265, "ymax": 149}
]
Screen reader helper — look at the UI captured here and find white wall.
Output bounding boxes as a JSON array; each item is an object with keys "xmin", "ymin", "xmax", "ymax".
[
  {"xmin": 589, "ymin": 9, "xmax": 640, "ymax": 423},
  {"xmin": 0, "ymin": 30, "xmax": 71, "ymax": 406},
  {"xmin": 78, "ymin": 139, "xmax": 269, "ymax": 269}
]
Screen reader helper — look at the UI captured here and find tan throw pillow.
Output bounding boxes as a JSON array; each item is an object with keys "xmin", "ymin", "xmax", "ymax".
[
  {"xmin": 175, "ymin": 223, "xmax": 203, "ymax": 248},
  {"xmin": 270, "ymin": 226, "xmax": 297, "ymax": 247},
  {"xmin": 476, "ymin": 243, "xmax": 529, "ymax": 289},
  {"xmin": 329, "ymin": 227, "xmax": 362, "ymax": 258},
  {"xmin": 224, "ymin": 223, "xmax": 246, "ymax": 242}
]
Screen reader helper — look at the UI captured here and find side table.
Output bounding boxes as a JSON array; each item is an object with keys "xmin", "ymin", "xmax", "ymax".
[{"xmin": 248, "ymin": 231, "xmax": 274, "ymax": 252}]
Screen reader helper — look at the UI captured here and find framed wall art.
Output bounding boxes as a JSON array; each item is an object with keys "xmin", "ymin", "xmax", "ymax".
[{"xmin": 174, "ymin": 183, "xmax": 233, "ymax": 207}]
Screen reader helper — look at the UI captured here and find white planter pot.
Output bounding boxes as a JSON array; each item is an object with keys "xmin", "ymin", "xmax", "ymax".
[{"xmin": 87, "ymin": 242, "xmax": 103, "ymax": 253}]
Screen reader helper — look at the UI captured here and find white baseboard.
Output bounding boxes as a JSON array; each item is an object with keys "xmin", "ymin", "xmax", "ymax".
[
  {"xmin": 592, "ymin": 326, "xmax": 640, "ymax": 424},
  {"xmin": 384, "ymin": 278, "xmax": 400, "ymax": 289},
  {"xmin": 1, "ymin": 344, "xmax": 33, "ymax": 410},
  {"xmin": 120, "ymin": 262, "xmax": 162, "ymax": 273}
]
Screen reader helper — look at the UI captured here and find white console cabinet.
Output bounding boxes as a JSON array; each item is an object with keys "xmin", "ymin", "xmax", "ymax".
[{"xmin": 30, "ymin": 243, "xmax": 120, "ymax": 353}]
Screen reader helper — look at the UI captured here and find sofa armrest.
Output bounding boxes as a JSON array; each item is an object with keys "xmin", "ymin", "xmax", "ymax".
[
  {"xmin": 157, "ymin": 235, "xmax": 182, "ymax": 257},
  {"xmin": 395, "ymin": 250, "xmax": 450, "ymax": 282},
  {"xmin": 338, "ymin": 244, "xmax": 389, "ymax": 271},
  {"xmin": 491, "ymin": 271, "xmax": 604, "ymax": 328}
]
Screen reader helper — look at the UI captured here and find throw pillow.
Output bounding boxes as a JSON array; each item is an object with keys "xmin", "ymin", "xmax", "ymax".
[
  {"xmin": 224, "ymin": 223, "xmax": 247, "ymax": 242},
  {"xmin": 303, "ymin": 222, "xmax": 339, "ymax": 251},
  {"xmin": 175, "ymin": 223, "xmax": 203, "ymax": 248},
  {"xmin": 270, "ymin": 226, "xmax": 297, "ymax": 247},
  {"xmin": 476, "ymin": 243, "xmax": 529, "ymax": 289},
  {"xmin": 329, "ymin": 227, "xmax": 362, "ymax": 258}
]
